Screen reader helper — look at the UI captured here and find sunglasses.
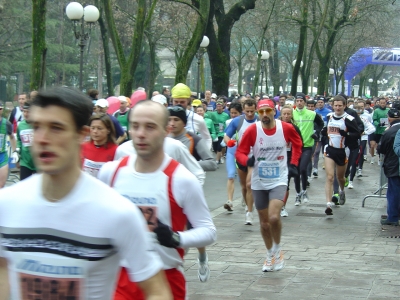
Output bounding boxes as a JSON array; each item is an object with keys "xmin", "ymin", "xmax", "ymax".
[
  {"xmin": 258, "ymin": 107, "xmax": 273, "ymax": 114},
  {"xmin": 168, "ymin": 106, "xmax": 185, "ymax": 112}
]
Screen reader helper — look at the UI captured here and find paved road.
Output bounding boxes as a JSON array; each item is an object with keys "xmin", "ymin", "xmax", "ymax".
[{"xmin": 186, "ymin": 157, "xmax": 400, "ymax": 299}]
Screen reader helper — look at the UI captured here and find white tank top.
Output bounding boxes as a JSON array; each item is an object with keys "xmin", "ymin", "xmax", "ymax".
[
  {"xmin": 327, "ymin": 114, "xmax": 347, "ymax": 149},
  {"xmin": 251, "ymin": 120, "xmax": 288, "ymax": 190}
]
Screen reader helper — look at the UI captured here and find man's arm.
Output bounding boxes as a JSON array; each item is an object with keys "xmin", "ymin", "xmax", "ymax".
[
  {"xmin": 7, "ymin": 121, "xmax": 16, "ymax": 151},
  {"xmin": 283, "ymin": 122, "xmax": 303, "ymax": 166},
  {"xmin": 313, "ymin": 113, "xmax": 324, "ymax": 133},
  {"xmin": 393, "ymin": 129, "xmax": 400, "ymax": 157},
  {"xmin": 0, "ymin": 257, "xmax": 9, "ymax": 300},
  {"xmin": 137, "ymin": 271, "xmax": 172, "ymax": 300},
  {"xmin": 195, "ymin": 139, "xmax": 218, "ymax": 171},
  {"xmin": 194, "ymin": 114, "xmax": 212, "ymax": 149},
  {"xmin": 235, "ymin": 124, "xmax": 257, "ymax": 166},
  {"xmin": 175, "ymin": 143, "xmax": 205, "ymax": 185}
]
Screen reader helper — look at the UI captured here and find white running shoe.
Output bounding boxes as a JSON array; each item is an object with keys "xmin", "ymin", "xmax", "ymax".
[
  {"xmin": 262, "ymin": 252, "xmax": 274, "ymax": 272},
  {"xmin": 294, "ymin": 193, "xmax": 301, "ymax": 206},
  {"xmin": 197, "ymin": 255, "xmax": 210, "ymax": 282},
  {"xmin": 370, "ymin": 157, "xmax": 375, "ymax": 164},
  {"xmin": 280, "ymin": 207, "xmax": 289, "ymax": 217},
  {"xmin": 223, "ymin": 200, "xmax": 233, "ymax": 211},
  {"xmin": 312, "ymin": 168, "xmax": 318, "ymax": 178},
  {"xmin": 302, "ymin": 191, "xmax": 309, "ymax": 203},
  {"xmin": 220, "ymin": 157, "xmax": 225, "ymax": 164},
  {"xmin": 274, "ymin": 249, "xmax": 285, "ymax": 271},
  {"xmin": 348, "ymin": 181, "xmax": 354, "ymax": 189},
  {"xmin": 357, "ymin": 169, "xmax": 362, "ymax": 177},
  {"xmin": 325, "ymin": 202, "xmax": 333, "ymax": 215},
  {"xmin": 245, "ymin": 212, "xmax": 253, "ymax": 225}
]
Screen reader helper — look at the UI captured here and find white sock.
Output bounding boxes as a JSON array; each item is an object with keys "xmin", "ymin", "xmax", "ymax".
[{"xmin": 272, "ymin": 242, "xmax": 280, "ymax": 253}]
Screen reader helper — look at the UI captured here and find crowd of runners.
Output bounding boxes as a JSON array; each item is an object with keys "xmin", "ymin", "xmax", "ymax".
[{"xmin": 0, "ymin": 84, "xmax": 399, "ymax": 299}]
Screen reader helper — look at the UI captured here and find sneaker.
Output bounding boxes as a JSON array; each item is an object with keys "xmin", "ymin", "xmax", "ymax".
[
  {"xmin": 331, "ymin": 193, "xmax": 340, "ymax": 205},
  {"xmin": 302, "ymin": 191, "xmax": 309, "ymax": 203},
  {"xmin": 220, "ymin": 157, "xmax": 225, "ymax": 164},
  {"xmin": 306, "ymin": 180, "xmax": 311, "ymax": 187},
  {"xmin": 357, "ymin": 169, "xmax": 362, "ymax": 177},
  {"xmin": 223, "ymin": 200, "xmax": 233, "ymax": 211},
  {"xmin": 312, "ymin": 168, "xmax": 318, "ymax": 178},
  {"xmin": 262, "ymin": 252, "xmax": 275, "ymax": 272},
  {"xmin": 245, "ymin": 212, "xmax": 253, "ymax": 225},
  {"xmin": 364, "ymin": 155, "xmax": 367, "ymax": 161},
  {"xmin": 378, "ymin": 160, "xmax": 381, "ymax": 166},
  {"xmin": 370, "ymin": 157, "xmax": 375, "ymax": 164},
  {"xmin": 344, "ymin": 177, "xmax": 349, "ymax": 187},
  {"xmin": 280, "ymin": 207, "xmax": 289, "ymax": 217},
  {"xmin": 197, "ymin": 255, "xmax": 210, "ymax": 282},
  {"xmin": 274, "ymin": 249, "xmax": 285, "ymax": 271},
  {"xmin": 339, "ymin": 191, "xmax": 346, "ymax": 205},
  {"xmin": 325, "ymin": 202, "xmax": 333, "ymax": 215},
  {"xmin": 348, "ymin": 181, "xmax": 354, "ymax": 189},
  {"xmin": 295, "ymin": 194, "xmax": 301, "ymax": 206},
  {"xmin": 380, "ymin": 219, "xmax": 399, "ymax": 226}
]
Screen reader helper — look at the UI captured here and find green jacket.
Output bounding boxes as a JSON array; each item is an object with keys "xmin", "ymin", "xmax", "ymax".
[
  {"xmin": 293, "ymin": 108, "xmax": 318, "ymax": 148},
  {"xmin": 211, "ymin": 111, "xmax": 230, "ymax": 138},
  {"xmin": 372, "ymin": 107, "xmax": 390, "ymax": 135},
  {"xmin": 17, "ymin": 120, "xmax": 36, "ymax": 171},
  {"xmin": 204, "ymin": 118, "xmax": 217, "ymax": 141}
]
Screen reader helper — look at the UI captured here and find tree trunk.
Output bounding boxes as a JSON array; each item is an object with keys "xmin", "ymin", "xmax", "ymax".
[
  {"xmin": 31, "ymin": 0, "xmax": 47, "ymax": 91},
  {"xmin": 175, "ymin": 0, "xmax": 210, "ymax": 86},
  {"xmin": 146, "ymin": 39, "xmax": 157, "ymax": 95},
  {"xmin": 237, "ymin": 61, "xmax": 243, "ymax": 95},
  {"xmin": 96, "ymin": 0, "xmax": 114, "ymax": 96},
  {"xmin": 267, "ymin": 37, "xmax": 280, "ymax": 96}
]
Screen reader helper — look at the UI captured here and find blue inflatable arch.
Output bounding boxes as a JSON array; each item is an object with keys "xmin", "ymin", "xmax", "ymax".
[{"xmin": 344, "ymin": 47, "xmax": 400, "ymax": 96}]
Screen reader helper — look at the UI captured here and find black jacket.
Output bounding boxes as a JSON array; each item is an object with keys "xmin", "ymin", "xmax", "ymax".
[{"xmin": 377, "ymin": 119, "xmax": 400, "ymax": 178}]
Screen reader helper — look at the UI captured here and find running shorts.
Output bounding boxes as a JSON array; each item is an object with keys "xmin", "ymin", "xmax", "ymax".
[
  {"xmin": 369, "ymin": 133, "xmax": 382, "ymax": 143},
  {"xmin": 0, "ymin": 152, "xmax": 8, "ymax": 168},
  {"xmin": 252, "ymin": 186, "xmax": 287, "ymax": 210},
  {"xmin": 324, "ymin": 145, "xmax": 347, "ymax": 166},
  {"xmin": 114, "ymin": 267, "xmax": 186, "ymax": 300},
  {"xmin": 236, "ymin": 160, "xmax": 248, "ymax": 172},
  {"xmin": 212, "ymin": 136, "xmax": 224, "ymax": 153}
]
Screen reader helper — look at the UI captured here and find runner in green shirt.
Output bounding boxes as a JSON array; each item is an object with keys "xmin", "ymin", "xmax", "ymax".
[
  {"xmin": 211, "ymin": 101, "xmax": 230, "ymax": 164},
  {"xmin": 16, "ymin": 102, "xmax": 36, "ymax": 180},
  {"xmin": 196, "ymin": 106, "xmax": 217, "ymax": 142}
]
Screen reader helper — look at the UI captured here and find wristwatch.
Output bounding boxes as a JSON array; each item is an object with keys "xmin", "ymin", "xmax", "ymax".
[{"xmin": 172, "ymin": 232, "xmax": 181, "ymax": 248}]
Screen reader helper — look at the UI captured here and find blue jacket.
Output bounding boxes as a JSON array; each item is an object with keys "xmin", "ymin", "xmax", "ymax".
[{"xmin": 315, "ymin": 107, "xmax": 332, "ymax": 126}]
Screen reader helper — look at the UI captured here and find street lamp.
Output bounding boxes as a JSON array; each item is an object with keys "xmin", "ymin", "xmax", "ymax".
[
  {"xmin": 292, "ymin": 60, "xmax": 304, "ymax": 67},
  {"xmin": 368, "ymin": 78, "xmax": 373, "ymax": 96},
  {"xmin": 259, "ymin": 50, "xmax": 270, "ymax": 96},
  {"xmin": 66, "ymin": 2, "xmax": 99, "ymax": 91},
  {"xmin": 196, "ymin": 36, "xmax": 209, "ymax": 99}
]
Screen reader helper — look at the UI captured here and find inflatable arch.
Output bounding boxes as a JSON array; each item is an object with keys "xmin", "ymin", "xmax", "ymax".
[{"xmin": 344, "ymin": 47, "xmax": 400, "ymax": 96}]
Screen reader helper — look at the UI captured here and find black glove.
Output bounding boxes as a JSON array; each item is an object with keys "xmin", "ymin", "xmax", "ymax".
[
  {"xmin": 247, "ymin": 156, "xmax": 255, "ymax": 167},
  {"xmin": 153, "ymin": 219, "xmax": 180, "ymax": 248},
  {"xmin": 339, "ymin": 129, "xmax": 347, "ymax": 137},
  {"xmin": 288, "ymin": 164, "xmax": 298, "ymax": 177},
  {"xmin": 311, "ymin": 132, "xmax": 319, "ymax": 140}
]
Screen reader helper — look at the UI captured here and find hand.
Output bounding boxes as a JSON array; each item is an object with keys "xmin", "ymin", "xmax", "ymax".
[
  {"xmin": 339, "ymin": 129, "xmax": 347, "ymax": 137},
  {"xmin": 213, "ymin": 137, "xmax": 219, "ymax": 142},
  {"xmin": 220, "ymin": 140, "xmax": 226, "ymax": 147},
  {"xmin": 227, "ymin": 140, "xmax": 236, "ymax": 147},
  {"xmin": 153, "ymin": 219, "xmax": 180, "ymax": 248},
  {"xmin": 288, "ymin": 164, "xmax": 298, "ymax": 177},
  {"xmin": 11, "ymin": 151, "xmax": 20, "ymax": 164},
  {"xmin": 311, "ymin": 133, "xmax": 319, "ymax": 140},
  {"xmin": 247, "ymin": 156, "xmax": 255, "ymax": 167}
]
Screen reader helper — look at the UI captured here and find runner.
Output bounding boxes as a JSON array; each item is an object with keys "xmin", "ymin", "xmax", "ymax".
[
  {"xmin": 0, "ymin": 102, "xmax": 18, "ymax": 188},
  {"xmin": 279, "ymin": 105, "xmax": 303, "ymax": 217},
  {"xmin": 112, "ymin": 96, "xmax": 131, "ymax": 142},
  {"xmin": 293, "ymin": 93, "xmax": 324, "ymax": 204},
  {"xmin": 224, "ymin": 99, "xmax": 259, "ymax": 224},
  {"xmin": 16, "ymin": 101, "xmax": 36, "ymax": 180},
  {"xmin": 210, "ymin": 100, "xmax": 230, "ymax": 164},
  {"xmin": 223, "ymin": 101, "xmax": 243, "ymax": 211},
  {"xmin": 95, "ymin": 99, "xmax": 127, "ymax": 144},
  {"xmin": 370, "ymin": 98, "xmax": 389, "ymax": 164},
  {"xmin": 81, "ymin": 113, "xmax": 118, "ymax": 177},
  {"xmin": 236, "ymin": 99, "xmax": 302, "ymax": 271},
  {"xmin": 0, "ymin": 87, "xmax": 172, "ymax": 300},
  {"xmin": 171, "ymin": 83, "xmax": 212, "ymax": 149},
  {"xmin": 98, "ymin": 100, "xmax": 216, "ymax": 299},
  {"xmin": 321, "ymin": 95, "xmax": 360, "ymax": 215},
  {"xmin": 8, "ymin": 92, "xmax": 27, "ymax": 133}
]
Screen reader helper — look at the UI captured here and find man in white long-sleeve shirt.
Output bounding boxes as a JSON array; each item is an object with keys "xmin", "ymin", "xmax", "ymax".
[
  {"xmin": 98, "ymin": 100, "xmax": 216, "ymax": 299},
  {"xmin": 171, "ymin": 83, "xmax": 212, "ymax": 149}
]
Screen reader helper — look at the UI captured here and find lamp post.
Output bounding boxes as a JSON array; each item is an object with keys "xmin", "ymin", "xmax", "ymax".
[
  {"xmin": 314, "ymin": 78, "xmax": 317, "ymax": 95},
  {"xmin": 259, "ymin": 50, "xmax": 270, "ymax": 96},
  {"xmin": 196, "ymin": 36, "xmax": 209, "ymax": 99},
  {"xmin": 66, "ymin": 2, "xmax": 99, "ymax": 91},
  {"xmin": 368, "ymin": 78, "xmax": 373, "ymax": 96}
]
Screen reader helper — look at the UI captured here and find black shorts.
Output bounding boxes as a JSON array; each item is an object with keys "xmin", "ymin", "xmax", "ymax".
[
  {"xmin": 324, "ymin": 145, "xmax": 347, "ymax": 166},
  {"xmin": 370, "ymin": 133, "xmax": 382, "ymax": 143},
  {"xmin": 236, "ymin": 160, "xmax": 248, "ymax": 172},
  {"xmin": 212, "ymin": 136, "xmax": 224, "ymax": 153}
]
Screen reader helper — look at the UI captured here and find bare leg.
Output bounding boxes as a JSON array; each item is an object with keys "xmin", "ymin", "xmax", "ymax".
[
  {"xmin": 0, "ymin": 165, "xmax": 8, "ymax": 188},
  {"xmin": 227, "ymin": 178, "xmax": 235, "ymax": 201},
  {"xmin": 324, "ymin": 157, "xmax": 335, "ymax": 203}
]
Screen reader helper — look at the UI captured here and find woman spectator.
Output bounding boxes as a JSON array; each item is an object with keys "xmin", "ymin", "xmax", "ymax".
[{"xmin": 82, "ymin": 114, "xmax": 118, "ymax": 177}]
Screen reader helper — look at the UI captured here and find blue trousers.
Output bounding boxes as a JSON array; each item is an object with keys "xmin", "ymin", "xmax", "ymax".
[{"xmin": 386, "ymin": 176, "xmax": 400, "ymax": 222}]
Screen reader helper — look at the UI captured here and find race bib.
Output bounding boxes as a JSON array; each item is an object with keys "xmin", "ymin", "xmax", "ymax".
[
  {"xmin": 121, "ymin": 193, "xmax": 158, "ymax": 232},
  {"xmin": 82, "ymin": 159, "xmax": 104, "ymax": 178},
  {"xmin": 20, "ymin": 129, "xmax": 34, "ymax": 147},
  {"xmin": 122, "ymin": 126, "xmax": 127, "ymax": 131},
  {"xmin": 328, "ymin": 126, "xmax": 340, "ymax": 135},
  {"xmin": 218, "ymin": 123, "xmax": 224, "ymax": 133},
  {"xmin": 0, "ymin": 134, "xmax": 4, "ymax": 149},
  {"xmin": 258, "ymin": 161, "xmax": 280, "ymax": 179},
  {"xmin": 380, "ymin": 117, "xmax": 388, "ymax": 126},
  {"xmin": 15, "ymin": 253, "xmax": 85, "ymax": 299}
]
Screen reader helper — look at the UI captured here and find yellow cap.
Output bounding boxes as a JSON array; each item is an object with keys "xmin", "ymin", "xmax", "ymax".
[
  {"xmin": 171, "ymin": 83, "xmax": 191, "ymax": 99},
  {"xmin": 192, "ymin": 99, "xmax": 202, "ymax": 106}
]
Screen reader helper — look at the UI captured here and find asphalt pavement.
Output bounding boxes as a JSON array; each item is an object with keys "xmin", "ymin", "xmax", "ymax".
[{"xmin": 186, "ymin": 157, "xmax": 400, "ymax": 300}]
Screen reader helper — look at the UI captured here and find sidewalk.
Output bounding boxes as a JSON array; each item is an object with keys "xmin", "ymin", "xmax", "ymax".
[{"xmin": 185, "ymin": 160, "xmax": 400, "ymax": 299}]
